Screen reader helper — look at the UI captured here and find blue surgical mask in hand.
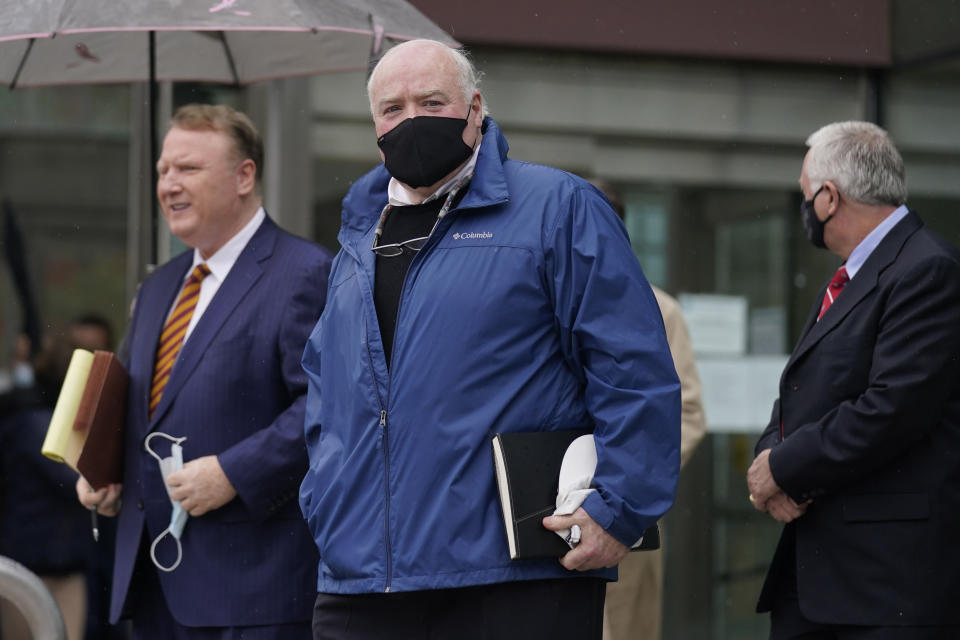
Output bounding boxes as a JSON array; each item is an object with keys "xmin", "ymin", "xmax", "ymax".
[{"xmin": 144, "ymin": 431, "xmax": 189, "ymax": 572}]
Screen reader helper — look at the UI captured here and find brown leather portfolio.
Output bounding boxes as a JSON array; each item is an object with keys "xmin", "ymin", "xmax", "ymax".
[{"xmin": 74, "ymin": 350, "xmax": 128, "ymax": 489}]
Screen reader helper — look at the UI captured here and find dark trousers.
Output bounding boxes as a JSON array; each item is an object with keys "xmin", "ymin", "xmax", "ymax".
[{"xmin": 312, "ymin": 577, "xmax": 606, "ymax": 640}]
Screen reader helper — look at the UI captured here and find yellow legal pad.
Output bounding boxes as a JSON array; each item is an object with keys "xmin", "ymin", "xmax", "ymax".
[{"xmin": 41, "ymin": 348, "xmax": 94, "ymax": 468}]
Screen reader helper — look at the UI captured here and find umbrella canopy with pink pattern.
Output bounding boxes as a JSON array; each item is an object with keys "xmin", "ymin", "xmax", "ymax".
[{"xmin": 0, "ymin": 0, "xmax": 455, "ymax": 88}]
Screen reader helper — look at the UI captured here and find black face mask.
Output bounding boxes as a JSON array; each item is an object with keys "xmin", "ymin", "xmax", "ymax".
[
  {"xmin": 801, "ymin": 186, "xmax": 834, "ymax": 249},
  {"xmin": 377, "ymin": 114, "xmax": 474, "ymax": 188}
]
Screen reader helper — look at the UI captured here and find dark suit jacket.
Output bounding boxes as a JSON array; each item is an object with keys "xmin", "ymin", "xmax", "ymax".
[
  {"xmin": 110, "ymin": 216, "xmax": 331, "ymax": 627},
  {"xmin": 755, "ymin": 212, "xmax": 960, "ymax": 626}
]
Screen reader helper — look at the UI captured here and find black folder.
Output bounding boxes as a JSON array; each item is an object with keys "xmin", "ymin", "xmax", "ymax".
[{"xmin": 491, "ymin": 429, "xmax": 659, "ymax": 560}]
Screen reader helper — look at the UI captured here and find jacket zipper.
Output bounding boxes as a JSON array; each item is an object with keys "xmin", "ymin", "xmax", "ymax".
[
  {"xmin": 379, "ymin": 408, "xmax": 392, "ymax": 592},
  {"xmin": 363, "ymin": 207, "xmax": 461, "ymax": 593},
  {"xmin": 362, "ymin": 326, "xmax": 393, "ymax": 593}
]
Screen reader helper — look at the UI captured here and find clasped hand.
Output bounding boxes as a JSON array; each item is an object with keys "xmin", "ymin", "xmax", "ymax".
[
  {"xmin": 76, "ymin": 476, "xmax": 122, "ymax": 516},
  {"xmin": 746, "ymin": 448, "xmax": 810, "ymax": 523},
  {"xmin": 542, "ymin": 507, "xmax": 629, "ymax": 571},
  {"xmin": 166, "ymin": 455, "xmax": 237, "ymax": 516}
]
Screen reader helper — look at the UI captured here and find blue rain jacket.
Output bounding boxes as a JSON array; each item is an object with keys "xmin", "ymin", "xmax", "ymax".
[{"xmin": 300, "ymin": 118, "xmax": 680, "ymax": 594}]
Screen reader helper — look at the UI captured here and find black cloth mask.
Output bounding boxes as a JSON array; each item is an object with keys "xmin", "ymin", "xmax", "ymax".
[
  {"xmin": 377, "ymin": 114, "xmax": 474, "ymax": 188},
  {"xmin": 801, "ymin": 186, "xmax": 834, "ymax": 249}
]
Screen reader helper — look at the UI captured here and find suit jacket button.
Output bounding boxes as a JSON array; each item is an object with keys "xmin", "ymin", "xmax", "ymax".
[
  {"xmin": 791, "ymin": 385, "xmax": 800, "ymax": 391},
  {"xmin": 137, "ymin": 499, "xmax": 144, "ymax": 510}
]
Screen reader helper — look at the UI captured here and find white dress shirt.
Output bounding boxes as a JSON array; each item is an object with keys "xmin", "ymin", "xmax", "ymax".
[{"xmin": 164, "ymin": 207, "xmax": 265, "ymax": 343}]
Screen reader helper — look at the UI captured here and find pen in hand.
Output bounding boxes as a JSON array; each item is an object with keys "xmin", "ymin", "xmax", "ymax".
[
  {"xmin": 90, "ymin": 504, "xmax": 99, "ymax": 542},
  {"xmin": 87, "ymin": 483, "xmax": 100, "ymax": 542},
  {"xmin": 78, "ymin": 478, "xmax": 121, "ymax": 542}
]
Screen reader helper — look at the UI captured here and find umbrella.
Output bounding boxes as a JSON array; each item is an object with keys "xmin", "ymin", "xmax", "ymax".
[
  {"xmin": 0, "ymin": 0, "xmax": 456, "ymax": 260},
  {"xmin": 0, "ymin": 0, "xmax": 455, "ymax": 88}
]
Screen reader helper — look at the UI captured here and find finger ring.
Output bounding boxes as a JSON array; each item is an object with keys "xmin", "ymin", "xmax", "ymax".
[
  {"xmin": 566, "ymin": 524, "xmax": 581, "ymax": 547},
  {"xmin": 748, "ymin": 494, "xmax": 756, "ymax": 503}
]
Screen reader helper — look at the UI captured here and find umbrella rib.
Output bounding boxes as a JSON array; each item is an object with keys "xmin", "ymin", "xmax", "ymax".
[
  {"xmin": 9, "ymin": 38, "xmax": 35, "ymax": 90},
  {"xmin": 217, "ymin": 32, "xmax": 241, "ymax": 86}
]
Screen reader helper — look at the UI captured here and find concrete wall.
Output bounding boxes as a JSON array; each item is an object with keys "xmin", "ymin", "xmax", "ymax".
[{"xmin": 307, "ymin": 48, "xmax": 960, "ymax": 198}]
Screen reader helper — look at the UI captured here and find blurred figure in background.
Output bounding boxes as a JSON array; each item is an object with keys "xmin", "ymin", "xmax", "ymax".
[
  {"xmin": 588, "ymin": 178, "xmax": 707, "ymax": 640},
  {"xmin": 0, "ymin": 333, "xmax": 39, "ymax": 418},
  {"xmin": 0, "ymin": 315, "xmax": 114, "ymax": 640}
]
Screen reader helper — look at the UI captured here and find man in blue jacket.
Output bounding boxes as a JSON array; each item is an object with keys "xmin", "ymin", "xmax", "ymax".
[{"xmin": 300, "ymin": 39, "xmax": 681, "ymax": 640}]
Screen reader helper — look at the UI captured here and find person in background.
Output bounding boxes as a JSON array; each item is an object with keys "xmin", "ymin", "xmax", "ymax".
[
  {"xmin": 76, "ymin": 104, "xmax": 332, "ymax": 640},
  {"xmin": 0, "ymin": 315, "xmax": 113, "ymax": 640},
  {"xmin": 748, "ymin": 121, "xmax": 960, "ymax": 639},
  {"xmin": 588, "ymin": 178, "xmax": 707, "ymax": 640},
  {"xmin": 299, "ymin": 39, "xmax": 681, "ymax": 640}
]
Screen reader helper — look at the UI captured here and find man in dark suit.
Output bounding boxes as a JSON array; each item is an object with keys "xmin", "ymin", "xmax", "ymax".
[
  {"xmin": 747, "ymin": 121, "xmax": 960, "ymax": 639},
  {"xmin": 77, "ymin": 104, "xmax": 332, "ymax": 639}
]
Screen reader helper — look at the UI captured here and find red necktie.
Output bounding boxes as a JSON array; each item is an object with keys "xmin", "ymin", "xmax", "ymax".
[
  {"xmin": 817, "ymin": 265, "xmax": 849, "ymax": 321},
  {"xmin": 149, "ymin": 263, "xmax": 211, "ymax": 418}
]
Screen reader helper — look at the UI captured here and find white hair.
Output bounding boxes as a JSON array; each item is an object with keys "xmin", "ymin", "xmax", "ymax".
[
  {"xmin": 805, "ymin": 121, "xmax": 907, "ymax": 206},
  {"xmin": 366, "ymin": 39, "xmax": 489, "ymax": 117}
]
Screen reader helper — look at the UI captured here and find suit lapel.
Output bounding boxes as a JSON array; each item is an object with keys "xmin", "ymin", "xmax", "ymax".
[
  {"xmin": 785, "ymin": 212, "xmax": 922, "ymax": 369},
  {"xmin": 149, "ymin": 217, "xmax": 278, "ymax": 426},
  {"xmin": 134, "ymin": 253, "xmax": 192, "ymax": 431}
]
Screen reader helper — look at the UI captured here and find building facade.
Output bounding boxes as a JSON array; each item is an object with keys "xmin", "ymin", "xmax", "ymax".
[{"xmin": 2, "ymin": 2, "xmax": 959, "ymax": 637}]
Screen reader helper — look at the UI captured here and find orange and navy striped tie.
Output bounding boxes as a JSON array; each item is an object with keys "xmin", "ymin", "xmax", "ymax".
[{"xmin": 149, "ymin": 263, "xmax": 210, "ymax": 418}]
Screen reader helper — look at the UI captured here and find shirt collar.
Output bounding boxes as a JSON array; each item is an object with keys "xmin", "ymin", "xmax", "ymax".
[
  {"xmin": 190, "ymin": 207, "xmax": 265, "ymax": 281},
  {"xmin": 387, "ymin": 134, "xmax": 483, "ymax": 207},
  {"xmin": 845, "ymin": 204, "xmax": 909, "ymax": 279}
]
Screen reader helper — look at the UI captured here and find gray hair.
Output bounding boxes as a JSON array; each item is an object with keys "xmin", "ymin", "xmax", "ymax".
[
  {"xmin": 805, "ymin": 121, "xmax": 907, "ymax": 206},
  {"xmin": 366, "ymin": 39, "xmax": 489, "ymax": 117}
]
